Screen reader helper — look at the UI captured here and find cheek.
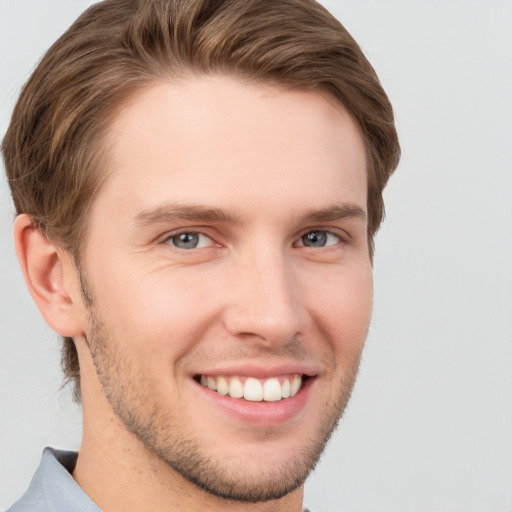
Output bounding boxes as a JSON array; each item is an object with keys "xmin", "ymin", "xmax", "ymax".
[
  {"xmin": 91, "ymin": 265, "xmax": 223, "ymax": 359},
  {"xmin": 308, "ymin": 265, "xmax": 373, "ymax": 357}
]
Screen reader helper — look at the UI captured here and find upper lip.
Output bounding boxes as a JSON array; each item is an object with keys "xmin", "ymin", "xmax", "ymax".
[{"xmin": 190, "ymin": 362, "xmax": 319, "ymax": 379}]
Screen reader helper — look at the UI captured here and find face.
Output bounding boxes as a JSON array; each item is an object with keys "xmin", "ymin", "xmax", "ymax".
[{"xmin": 77, "ymin": 75, "xmax": 372, "ymax": 502}]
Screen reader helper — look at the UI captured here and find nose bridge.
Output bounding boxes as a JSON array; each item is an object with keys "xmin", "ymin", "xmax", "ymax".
[{"xmin": 224, "ymin": 243, "xmax": 304, "ymax": 344}]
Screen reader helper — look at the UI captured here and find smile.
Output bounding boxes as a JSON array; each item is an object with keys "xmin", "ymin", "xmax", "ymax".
[{"xmin": 197, "ymin": 374, "xmax": 304, "ymax": 402}]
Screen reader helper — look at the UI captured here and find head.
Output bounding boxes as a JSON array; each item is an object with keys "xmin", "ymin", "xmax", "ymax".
[{"xmin": 3, "ymin": 0, "xmax": 399, "ymax": 505}]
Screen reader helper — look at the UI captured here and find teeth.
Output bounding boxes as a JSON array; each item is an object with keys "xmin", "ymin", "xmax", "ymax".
[
  {"xmin": 199, "ymin": 374, "xmax": 304, "ymax": 402},
  {"xmin": 281, "ymin": 379, "xmax": 291, "ymax": 398},
  {"xmin": 216, "ymin": 376, "xmax": 229, "ymax": 396},
  {"xmin": 263, "ymin": 378, "xmax": 281, "ymax": 401},
  {"xmin": 206, "ymin": 376, "xmax": 217, "ymax": 391},
  {"xmin": 228, "ymin": 377, "xmax": 244, "ymax": 398},
  {"xmin": 291, "ymin": 375, "xmax": 301, "ymax": 396},
  {"xmin": 244, "ymin": 378, "xmax": 263, "ymax": 401}
]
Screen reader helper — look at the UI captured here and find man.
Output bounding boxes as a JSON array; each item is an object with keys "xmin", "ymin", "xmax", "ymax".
[{"xmin": 2, "ymin": 0, "xmax": 399, "ymax": 510}]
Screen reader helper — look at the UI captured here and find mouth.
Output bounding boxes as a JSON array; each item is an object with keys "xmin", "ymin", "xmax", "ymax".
[{"xmin": 194, "ymin": 374, "xmax": 309, "ymax": 402}]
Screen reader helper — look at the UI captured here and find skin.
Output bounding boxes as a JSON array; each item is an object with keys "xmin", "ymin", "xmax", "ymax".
[{"xmin": 15, "ymin": 75, "xmax": 372, "ymax": 512}]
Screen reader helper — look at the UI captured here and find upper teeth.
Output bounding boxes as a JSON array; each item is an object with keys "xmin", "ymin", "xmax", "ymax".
[{"xmin": 199, "ymin": 374, "xmax": 303, "ymax": 402}]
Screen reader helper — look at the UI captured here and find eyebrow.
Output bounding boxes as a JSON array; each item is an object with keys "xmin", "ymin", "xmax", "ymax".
[
  {"xmin": 302, "ymin": 203, "xmax": 367, "ymax": 223},
  {"xmin": 134, "ymin": 203, "xmax": 239, "ymax": 226},
  {"xmin": 133, "ymin": 201, "xmax": 366, "ymax": 227}
]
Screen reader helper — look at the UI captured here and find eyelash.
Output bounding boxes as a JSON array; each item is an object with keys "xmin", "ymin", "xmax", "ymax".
[
  {"xmin": 295, "ymin": 230, "xmax": 342, "ymax": 248},
  {"xmin": 161, "ymin": 228, "xmax": 345, "ymax": 251},
  {"xmin": 163, "ymin": 231, "xmax": 216, "ymax": 250}
]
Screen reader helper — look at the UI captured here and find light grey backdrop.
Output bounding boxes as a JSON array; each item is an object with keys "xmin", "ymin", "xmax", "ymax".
[{"xmin": 1, "ymin": 1, "xmax": 511, "ymax": 511}]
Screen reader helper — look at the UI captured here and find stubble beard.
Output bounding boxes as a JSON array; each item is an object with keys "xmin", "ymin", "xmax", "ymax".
[{"xmin": 84, "ymin": 303, "xmax": 362, "ymax": 503}]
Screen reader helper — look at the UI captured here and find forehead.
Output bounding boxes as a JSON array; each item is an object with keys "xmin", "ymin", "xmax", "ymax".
[{"xmin": 93, "ymin": 75, "xmax": 367, "ymax": 222}]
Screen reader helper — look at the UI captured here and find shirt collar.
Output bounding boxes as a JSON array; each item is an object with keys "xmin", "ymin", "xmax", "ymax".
[{"xmin": 14, "ymin": 447, "xmax": 101, "ymax": 512}]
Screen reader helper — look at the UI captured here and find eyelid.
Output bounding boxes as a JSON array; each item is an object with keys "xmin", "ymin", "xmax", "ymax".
[
  {"xmin": 294, "ymin": 228, "xmax": 348, "ymax": 248},
  {"xmin": 159, "ymin": 228, "xmax": 218, "ymax": 248}
]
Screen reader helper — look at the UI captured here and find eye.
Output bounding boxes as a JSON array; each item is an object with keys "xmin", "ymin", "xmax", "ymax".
[
  {"xmin": 165, "ymin": 232, "xmax": 214, "ymax": 250},
  {"xmin": 298, "ymin": 230, "xmax": 341, "ymax": 248}
]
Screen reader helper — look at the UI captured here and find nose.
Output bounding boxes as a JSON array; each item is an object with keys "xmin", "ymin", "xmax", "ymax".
[{"xmin": 223, "ymin": 247, "xmax": 307, "ymax": 347}]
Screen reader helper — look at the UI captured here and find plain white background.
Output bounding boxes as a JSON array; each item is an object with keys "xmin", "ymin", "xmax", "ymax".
[{"xmin": 1, "ymin": 1, "xmax": 511, "ymax": 511}]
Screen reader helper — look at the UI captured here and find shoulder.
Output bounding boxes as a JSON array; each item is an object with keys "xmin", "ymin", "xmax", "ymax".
[
  {"xmin": 6, "ymin": 489, "xmax": 49, "ymax": 512},
  {"xmin": 6, "ymin": 447, "xmax": 99, "ymax": 512},
  {"xmin": 5, "ymin": 449, "xmax": 56, "ymax": 512}
]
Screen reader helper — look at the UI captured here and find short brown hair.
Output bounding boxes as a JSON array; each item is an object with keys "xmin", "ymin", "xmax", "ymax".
[{"xmin": 2, "ymin": 0, "xmax": 400, "ymax": 400}]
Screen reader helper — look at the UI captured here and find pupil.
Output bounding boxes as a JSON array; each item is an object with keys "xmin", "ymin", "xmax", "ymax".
[
  {"xmin": 176, "ymin": 233, "xmax": 198, "ymax": 248},
  {"xmin": 304, "ymin": 231, "xmax": 326, "ymax": 247}
]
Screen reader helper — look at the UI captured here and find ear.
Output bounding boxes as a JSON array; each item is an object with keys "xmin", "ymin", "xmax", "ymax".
[{"xmin": 14, "ymin": 214, "xmax": 85, "ymax": 337}]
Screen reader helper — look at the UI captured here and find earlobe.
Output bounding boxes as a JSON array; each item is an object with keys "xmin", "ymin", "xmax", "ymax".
[{"xmin": 14, "ymin": 214, "xmax": 84, "ymax": 337}]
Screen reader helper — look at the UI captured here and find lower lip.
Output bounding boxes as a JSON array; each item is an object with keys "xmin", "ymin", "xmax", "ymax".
[{"xmin": 193, "ymin": 377, "xmax": 314, "ymax": 426}]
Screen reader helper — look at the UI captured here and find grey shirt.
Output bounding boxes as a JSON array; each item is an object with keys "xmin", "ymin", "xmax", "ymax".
[
  {"xmin": 7, "ymin": 448, "xmax": 101, "ymax": 512},
  {"xmin": 7, "ymin": 448, "xmax": 314, "ymax": 512}
]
